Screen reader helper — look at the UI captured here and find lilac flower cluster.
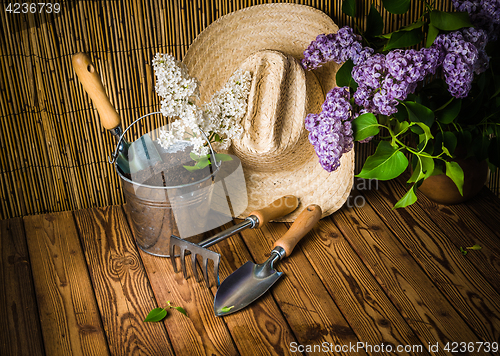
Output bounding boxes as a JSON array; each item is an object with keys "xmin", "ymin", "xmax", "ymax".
[
  {"xmin": 301, "ymin": 27, "xmax": 374, "ymax": 70},
  {"xmin": 434, "ymin": 31, "xmax": 479, "ymax": 98},
  {"xmin": 352, "ymin": 47, "xmax": 442, "ymax": 115},
  {"xmin": 452, "ymin": 0, "xmax": 500, "ymax": 41},
  {"xmin": 305, "ymin": 87, "xmax": 353, "ymax": 172}
]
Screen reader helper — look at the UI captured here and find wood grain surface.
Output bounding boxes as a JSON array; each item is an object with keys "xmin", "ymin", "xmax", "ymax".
[
  {"xmin": 2, "ymin": 179, "xmax": 500, "ymax": 355},
  {"xmin": 74, "ymin": 206, "xmax": 173, "ymax": 356},
  {"xmin": 24, "ymin": 212, "xmax": 109, "ymax": 356},
  {"xmin": 0, "ymin": 218, "xmax": 44, "ymax": 356},
  {"xmin": 362, "ymin": 179, "xmax": 500, "ymax": 343}
]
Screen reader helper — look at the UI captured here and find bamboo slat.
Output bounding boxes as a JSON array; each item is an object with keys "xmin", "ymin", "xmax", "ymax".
[{"xmin": 1, "ymin": 0, "xmax": 498, "ymax": 219}]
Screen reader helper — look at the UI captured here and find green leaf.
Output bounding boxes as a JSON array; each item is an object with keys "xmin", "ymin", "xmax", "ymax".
[
  {"xmin": 394, "ymin": 121, "xmax": 410, "ymax": 136},
  {"xmin": 466, "ymin": 244, "xmax": 482, "ymax": 250},
  {"xmin": 445, "ymin": 161, "xmax": 464, "ymax": 195},
  {"xmin": 403, "ymin": 101, "xmax": 435, "ymax": 127},
  {"xmin": 342, "ymin": 0, "xmax": 356, "ymax": 17},
  {"xmin": 421, "ymin": 156, "xmax": 435, "ymax": 179},
  {"xmin": 353, "ymin": 112, "xmax": 380, "ymax": 141},
  {"xmin": 190, "ymin": 152, "xmax": 203, "ymax": 161},
  {"xmin": 384, "ymin": 28, "xmax": 425, "ymax": 51},
  {"xmin": 437, "ymin": 99, "xmax": 461, "ymax": 124},
  {"xmin": 144, "ymin": 308, "xmax": 167, "ymax": 322},
  {"xmin": 408, "ymin": 156, "xmax": 424, "ymax": 183},
  {"xmin": 443, "ymin": 131, "xmax": 458, "ymax": 155},
  {"xmin": 172, "ymin": 306, "xmax": 188, "ymax": 316},
  {"xmin": 184, "ymin": 165, "xmax": 200, "ymax": 171},
  {"xmin": 394, "ymin": 184, "xmax": 418, "ymax": 209},
  {"xmin": 426, "ymin": 23, "xmax": 439, "ymax": 48},
  {"xmin": 336, "ymin": 61, "xmax": 357, "ymax": 90},
  {"xmin": 357, "ymin": 141, "xmax": 409, "ymax": 180},
  {"xmin": 430, "ymin": 10, "xmax": 473, "ymax": 31},
  {"xmin": 459, "ymin": 247, "xmax": 468, "ymax": 255},
  {"xmin": 214, "ymin": 153, "xmax": 233, "ymax": 162},
  {"xmin": 441, "ymin": 142, "xmax": 452, "ymax": 158},
  {"xmin": 366, "ymin": 5, "xmax": 384, "ymax": 37},
  {"xmin": 414, "ymin": 122, "xmax": 434, "ymax": 144},
  {"xmin": 221, "ymin": 305, "xmax": 235, "ymax": 313},
  {"xmin": 382, "ymin": 0, "xmax": 411, "ymax": 14}
]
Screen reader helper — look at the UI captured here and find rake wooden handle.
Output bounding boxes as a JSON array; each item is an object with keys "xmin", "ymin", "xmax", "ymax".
[
  {"xmin": 273, "ymin": 204, "xmax": 322, "ymax": 258},
  {"xmin": 72, "ymin": 52, "xmax": 121, "ymax": 130},
  {"xmin": 249, "ymin": 195, "xmax": 299, "ymax": 228}
]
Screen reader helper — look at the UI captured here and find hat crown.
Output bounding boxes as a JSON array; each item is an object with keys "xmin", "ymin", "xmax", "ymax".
[{"xmin": 231, "ymin": 50, "xmax": 323, "ymax": 171}]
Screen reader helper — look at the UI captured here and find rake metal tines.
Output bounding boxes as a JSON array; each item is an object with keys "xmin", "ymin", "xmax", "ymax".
[{"xmin": 169, "ymin": 236, "xmax": 222, "ymax": 288}]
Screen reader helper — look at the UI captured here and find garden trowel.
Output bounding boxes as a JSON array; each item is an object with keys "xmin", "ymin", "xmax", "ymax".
[
  {"xmin": 213, "ymin": 204, "xmax": 322, "ymax": 316},
  {"xmin": 72, "ymin": 52, "xmax": 162, "ymax": 175},
  {"xmin": 169, "ymin": 195, "xmax": 299, "ymax": 287}
]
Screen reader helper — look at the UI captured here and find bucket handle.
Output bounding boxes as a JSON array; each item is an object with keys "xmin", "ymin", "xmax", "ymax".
[{"xmin": 108, "ymin": 111, "xmax": 220, "ymax": 169}]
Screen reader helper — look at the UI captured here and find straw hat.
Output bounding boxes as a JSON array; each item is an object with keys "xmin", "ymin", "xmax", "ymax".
[{"xmin": 183, "ymin": 3, "xmax": 354, "ymax": 221}]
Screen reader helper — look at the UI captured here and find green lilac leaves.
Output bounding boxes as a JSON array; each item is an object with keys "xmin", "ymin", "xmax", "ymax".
[
  {"xmin": 430, "ymin": 10, "xmax": 473, "ymax": 31},
  {"xmin": 394, "ymin": 184, "xmax": 418, "ymax": 209},
  {"xmin": 403, "ymin": 101, "xmax": 435, "ymax": 127},
  {"xmin": 384, "ymin": 28, "xmax": 424, "ymax": 51},
  {"xmin": 445, "ymin": 161, "xmax": 465, "ymax": 195},
  {"xmin": 144, "ymin": 308, "xmax": 168, "ymax": 322},
  {"xmin": 144, "ymin": 301, "xmax": 188, "ymax": 322},
  {"xmin": 366, "ymin": 5, "xmax": 384, "ymax": 38},
  {"xmin": 460, "ymin": 244, "xmax": 482, "ymax": 255},
  {"xmin": 184, "ymin": 153, "xmax": 233, "ymax": 171},
  {"xmin": 357, "ymin": 141, "xmax": 408, "ymax": 180},
  {"xmin": 436, "ymin": 99, "xmax": 461, "ymax": 124},
  {"xmin": 353, "ymin": 113, "xmax": 379, "ymax": 141},
  {"xmin": 336, "ymin": 60, "xmax": 357, "ymax": 90},
  {"xmin": 426, "ymin": 24, "xmax": 439, "ymax": 47},
  {"xmin": 382, "ymin": 0, "xmax": 411, "ymax": 15},
  {"xmin": 342, "ymin": 0, "xmax": 356, "ymax": 17}
]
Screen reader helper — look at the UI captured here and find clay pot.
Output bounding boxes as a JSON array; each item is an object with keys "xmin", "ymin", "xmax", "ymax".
[{"xmin": 418, "ymin": 157, "xmax": 489, "ymax": 205}]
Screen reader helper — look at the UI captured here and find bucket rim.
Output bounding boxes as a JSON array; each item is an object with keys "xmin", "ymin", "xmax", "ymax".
[{"xmin": 115, "ymin": 160, "xmax": 220, "ymax": 190}]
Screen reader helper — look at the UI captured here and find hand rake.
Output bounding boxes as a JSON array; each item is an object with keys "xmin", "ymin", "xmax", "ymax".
[{"xmin": 169, "ymin": 195, "xmax": 299, "ymax": 287}]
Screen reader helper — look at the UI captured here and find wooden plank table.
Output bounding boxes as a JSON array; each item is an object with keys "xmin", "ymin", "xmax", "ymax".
[{"xmin": 2, "ymin": 178, "xmax": 500, "ymax": 355}]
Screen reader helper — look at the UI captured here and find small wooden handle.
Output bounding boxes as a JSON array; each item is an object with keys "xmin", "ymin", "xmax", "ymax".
[
  {"xmin": 72, "ymin": 52, "xmax": 121, "ymax": 130},
  {"xmin": 249, "ymin": 195, "xmax": 299, "ymax": 228},
  {"xmin": 273, "ymin": 204, "xmax": 322, "ymax": 258}
]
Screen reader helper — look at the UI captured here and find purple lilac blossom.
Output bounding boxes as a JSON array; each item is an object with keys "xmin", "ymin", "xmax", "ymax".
[
  {"xmin": 305, "ymin": 87, "xmax": 353, "ymax": 172},
  {"xmin": 351, "ymin": 47, "xmax": 441, "ymax": 115},
  {"xmin": 301, "ymin": 27, "xmax": 370, "ymax": 69},
  {"xmin": 434, "ymin": 32, "xmax": 479, "ymax": 98},
  {"xmin": 452, "ymin": 0, "xmax": 500, "ymax": 41}
]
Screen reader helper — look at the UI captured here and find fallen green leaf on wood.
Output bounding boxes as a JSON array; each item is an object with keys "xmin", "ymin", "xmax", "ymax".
[
  {"xmin": 221, "ymin": 305, "xmax": 235, "ymax": 313},
  {"xmin": 144, "ymin": 301, "xmax": 188, "ymax": 322}
]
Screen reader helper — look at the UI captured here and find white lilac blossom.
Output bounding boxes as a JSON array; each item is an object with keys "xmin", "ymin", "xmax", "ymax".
[
  {"xmin": 305, "ymin": 87, "xmax": 353, "ymax": 172},
  {"xmin": 201, "ymin": 69, "xmax": 251, "ymax": 149},
  {"xmin": 153, "ymin": 53, "xmax": 251, "ymax": 155}
]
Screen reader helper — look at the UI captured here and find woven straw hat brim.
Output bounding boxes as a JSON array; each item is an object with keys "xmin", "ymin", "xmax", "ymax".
[{"xmin": 183, "ymin": 3, "xmax": 354, "ymax": 221}]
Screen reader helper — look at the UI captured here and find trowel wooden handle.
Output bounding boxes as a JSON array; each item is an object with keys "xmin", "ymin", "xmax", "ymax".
[
  {"xmin": 250, "ymin": 195, "xmax": 299, "ymax": 228},
  {"xmin": 72, "ymin": 52, "xmax": 121, "ymax": 130},
  {"xmin": 273, "ymin": 204, "xmax": 322, "ymax": 258}
]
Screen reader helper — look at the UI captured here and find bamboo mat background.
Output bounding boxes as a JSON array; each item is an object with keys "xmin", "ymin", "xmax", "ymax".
[{"xmin": 1, "ymin": 0, "xmax": 497, "ymax": 219}]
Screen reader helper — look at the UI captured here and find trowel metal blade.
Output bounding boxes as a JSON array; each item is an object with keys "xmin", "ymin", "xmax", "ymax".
[
  {"xmin": 213, "ymin": 261, "xmax": 283, "ymax": 316},
  {"xmin": 128, "ymin": 133, "xmax": 162, "ymax": 174}
]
